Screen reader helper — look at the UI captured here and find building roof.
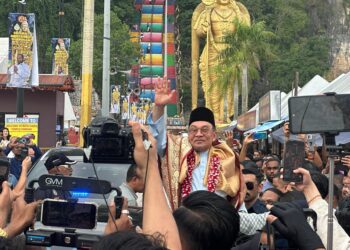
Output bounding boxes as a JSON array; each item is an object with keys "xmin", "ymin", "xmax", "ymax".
[{"xmin": 0, "ymin": 74, "xmax": 75, "ymax": 92}]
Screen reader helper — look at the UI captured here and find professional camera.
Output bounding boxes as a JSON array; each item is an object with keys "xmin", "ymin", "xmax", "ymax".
[{"xmin": 83, "ymin": 116, "xmax": 135, "ymax": 163}]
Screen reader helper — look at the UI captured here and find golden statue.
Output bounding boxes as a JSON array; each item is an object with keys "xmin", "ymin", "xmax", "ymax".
[{"xmin": 192, "ymin": 0, "xmax": 250, "ymax": 122}]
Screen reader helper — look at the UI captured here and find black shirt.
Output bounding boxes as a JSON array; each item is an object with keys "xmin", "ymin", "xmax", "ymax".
[{"xmin": 247, "ymin": 199, "xmax": 268, "ymax": 214}]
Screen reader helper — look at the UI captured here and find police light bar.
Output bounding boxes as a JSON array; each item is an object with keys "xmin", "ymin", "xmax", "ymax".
[{"xmin": 38, "ymin": 175, "xmax": 112, "ymax": 194}]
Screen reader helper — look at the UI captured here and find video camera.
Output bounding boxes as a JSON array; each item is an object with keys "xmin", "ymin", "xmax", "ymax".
[
  {"xmin": 25, "ymin": 175, "xmax": 128, "ymax": 248},
  {"xmin": 83, "ymin": 116, "xmax": 135, "ymax": 163}
]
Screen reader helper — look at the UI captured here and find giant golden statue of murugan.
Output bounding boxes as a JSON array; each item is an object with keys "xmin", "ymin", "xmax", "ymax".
[{"xmin": 192, "ymin": 0, "xmax": 250, "ymax": 122}]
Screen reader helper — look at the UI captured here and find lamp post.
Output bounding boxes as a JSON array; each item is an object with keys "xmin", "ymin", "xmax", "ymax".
[
  {"xmin": 79, "ymin": 0, "xmax": 94, "ymax": 147},
  {"xmin": 101, "ymin": 0, "xmax": 111, "ymax": 117}
]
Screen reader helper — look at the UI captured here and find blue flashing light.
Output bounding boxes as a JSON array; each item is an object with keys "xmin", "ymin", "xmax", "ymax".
[{"xmin": 71, "ymin": 191, "xmax": 90, "ymax": 198}]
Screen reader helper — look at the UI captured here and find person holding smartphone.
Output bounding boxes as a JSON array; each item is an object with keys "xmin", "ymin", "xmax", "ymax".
[
  {"xmin": 8, "ymin": 138, "xmax": 42, "ymax": 187},
  {"xmin": 283, "ymin": 167, "xmax": 350, "ymax": 249}
]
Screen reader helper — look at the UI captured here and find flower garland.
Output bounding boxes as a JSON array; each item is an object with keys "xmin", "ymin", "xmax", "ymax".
[
  {"xmin": 181, "ymin": 150, "xmax": 221, "ymax": 198},
  {"xmin": 207, "ymin": 154, "xmax": 220, "ymax": 192}
]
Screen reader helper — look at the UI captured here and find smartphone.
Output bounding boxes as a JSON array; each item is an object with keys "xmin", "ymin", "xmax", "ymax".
[
  {"xmin": 283, "ymin": 140, "xmax": 304, "ymax": 183},
  {"xmin": 0, "ymin": 158, "xmax": 9, "ymax": 192},
  {"xmin": 307, "ymin": 134, "xmax": 315, "ymax": 152},
  {"xmin": 340, "ymin": 151, "xmax": 350, "ymax": 160},
  {"xmin": 114, "ymin": 196, "xmax": 124, "ymax": 219},
  {"xmin": 289, "ymin": 94, "xmax": 350, "ymax": 134},
  {"xmin": 41, "ymin": 199, "xmax": 97, "ymax": 229},
  {"xmin": 303, "ymin": 208, "xmax": 317, "ymax": 231},
  {"xmin": 253, "ymin": 132, "xmax": 267, "ymax": 140}
]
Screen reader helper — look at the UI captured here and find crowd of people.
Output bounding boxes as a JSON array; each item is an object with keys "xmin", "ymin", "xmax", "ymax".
[{"xmin": 0, "ymin": 77, "xmax": 349, "ymax": 250}]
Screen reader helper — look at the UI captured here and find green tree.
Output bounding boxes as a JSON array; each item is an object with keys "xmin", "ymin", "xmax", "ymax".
[
  {"xmin": 219, "ymin": 20, "xmax": 275, "ymax": 116},
  {"xmin": 0, "ymin": 0, "xmax": 82, "ymax": 73},
  {"xmin": 69, "ymin": 12, "xmax": 139, "ymax": 96},
  {"xmin": 241, "ymin": 0, "xmax": 331, "ymax": 106}
]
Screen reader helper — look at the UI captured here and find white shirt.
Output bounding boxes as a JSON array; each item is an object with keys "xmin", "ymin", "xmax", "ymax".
[
  {"xmin": 108, "ymin": 182, "xmax": 139, "ymax": 207},
  {"xmin": 8, "ymin": 62, "xmax": 31, "ymax": 87}
]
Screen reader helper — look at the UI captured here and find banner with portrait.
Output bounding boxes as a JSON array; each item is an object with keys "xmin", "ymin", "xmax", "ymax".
[
  {"xmin": 51, "ymin": 38, "xmax": 70, "ymax": 75},
  {"xmin": 7, "ymin": 13, "xmax": 39, "ymax": 88},
  {"xmin": 110, "ymin": 85, "xmax": 121, "ymax": 114}
]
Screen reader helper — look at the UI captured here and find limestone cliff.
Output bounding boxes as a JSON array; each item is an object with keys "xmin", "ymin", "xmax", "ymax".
[{"xmin": 328, "ymin": 0, "xmax": 350, "ymax": 79}]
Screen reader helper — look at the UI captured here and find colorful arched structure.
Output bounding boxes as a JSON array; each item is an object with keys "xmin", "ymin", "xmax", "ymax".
[{"xmin": 131, "ymin": 0, "xmax": 178, "ymax": 116}]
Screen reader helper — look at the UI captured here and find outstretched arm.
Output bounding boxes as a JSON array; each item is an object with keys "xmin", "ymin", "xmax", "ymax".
[
  {"xmin": 131, "ymin": 122, "xmax": 181, "ymax": 250},
  {"xmin": 239, "ymin": 133, "xmax": 254, "ymax": 162},
  {"xmin": 148, "ymin": 76, "xmax": 176, "ymax": 156}
]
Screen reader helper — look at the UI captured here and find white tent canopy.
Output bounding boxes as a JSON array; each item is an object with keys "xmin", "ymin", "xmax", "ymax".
[
  {"xmin": 280, "ymin": 87, "xmax": 301, "ymax": 119},
  {"xmin": 64, "ymin": 92, "xmax": 76, "ymax": 129},
  {"xmin": 320, "ymin": 71, "xmax": 350, "ymax": 94},
  {"xmin": 281, "ymin": 75, "xmax": 329, "ymax": 118}
]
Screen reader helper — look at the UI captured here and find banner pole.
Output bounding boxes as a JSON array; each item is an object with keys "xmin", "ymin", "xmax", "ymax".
[{"xmin": 16, "ymin": 88, "xmax": 24, "ymax": 117}]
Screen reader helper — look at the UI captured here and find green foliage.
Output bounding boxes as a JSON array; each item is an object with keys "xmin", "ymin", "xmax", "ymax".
[
  {"xmin": 0, "ymin": 0, "xmax": 83, "ymax": 73},
  {"xmin": 241, "ymin": 0, "xmax": 332, "ymax": 105},
  {"xmin": 69, "ymin": 12, "xmax": 139, "ymax": 96},
  {"xmin": 176, "ymin": 0, "xmax": 200, "ymax": 58},
  {"xmin": 0, "ymin": 0, "xmax": 334, "ymax": 109},
  {"xmin": 218, "ymin": 20, "xmax": 276, "ymax": 95},
  {"xmin": 0, "ymin": 0, "xmax": 138, "ymax": 97},
  {"xmin": 176, "ymin": 0, "xmax": 332, "ymax": 109},
  {"xmin": 267, "ymin": 36, "xmax": 330, "ymax": 93}
]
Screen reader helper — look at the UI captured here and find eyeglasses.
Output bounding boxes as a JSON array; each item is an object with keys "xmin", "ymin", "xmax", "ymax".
[
  {"xmin": 188, "ymin": 126, "xmax": 212, "ymax": 135},
  {"xmin": 246, "ymin": 182, "xmax": 255, "ymax": 190}
]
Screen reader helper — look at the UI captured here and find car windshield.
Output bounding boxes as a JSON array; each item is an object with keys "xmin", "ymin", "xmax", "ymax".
[{"xmin": 27, "ymin": 148, "xmax": 131, "ymax": 205}]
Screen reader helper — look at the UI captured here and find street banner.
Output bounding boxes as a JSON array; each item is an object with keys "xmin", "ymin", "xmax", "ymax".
[
  {"xmin": 5, "ymin": 114, "xmax": 39, "ymax": 144},
  {"xmin": 110, "ymin": 85, "xmax": 121, "ymax": 114},
  {"xmin": 7, "ymin": 13, "xmax": 39, "ymax": 88},
  {"xmin": 51, "ymin": 38, "xmax": 70, "ymax": 75}
]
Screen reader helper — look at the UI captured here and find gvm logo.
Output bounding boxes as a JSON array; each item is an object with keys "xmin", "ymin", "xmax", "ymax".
[{"xmin": 45, "ymin": 177, "xmax": 63, "ymax": 186}]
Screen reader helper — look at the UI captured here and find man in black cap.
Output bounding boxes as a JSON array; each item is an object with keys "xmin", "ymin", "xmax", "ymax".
[
  {"xmin": 147, "ymin": 77, "xmax": 243, "ymax": 209},
  {"xmin": 241, "ymin": 161, "xmax": 268, "ymax": 214},
  {"xmin": 34, "ymin": 152, "xmax": 76, "ymax": 200}
]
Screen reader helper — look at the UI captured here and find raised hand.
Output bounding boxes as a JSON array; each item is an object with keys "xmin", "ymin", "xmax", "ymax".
[
  {"xmin": 104, "ymin": 197, "xmax": 133, "ymax": 235},
  {"xmin": 130, "ymin": 121, "xmax": 158, "ymax": 171},
  {"xmin": 283, "ymin": 121, "xmax": 290, "ymax": 139},
  {"xmin": 224, "ymin": 130, "xmax": 234, "ymax": 148},
  {"xmin": 341, "ymin": 155, "xmax": 350, "ymax": 169},
  {"xmin": 0, "ymin": 182, "xmax": 12, "ymax": 228},
  {"xmin": 154, "ymin": 76, "xmax": 176, "ymax": 106},
  {"xmin": 4, "ymin": 195, "xmax": 40, "ymax": 238},
  {"xmin": 243, "ymin": 133, "xmax": 254, "ymax": 145},
  {"xmin": 22, "ymin": 156, "xmax": 32, "ymax": 171}
]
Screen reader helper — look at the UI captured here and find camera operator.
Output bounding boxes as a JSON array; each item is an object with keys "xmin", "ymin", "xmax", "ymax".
[
  {"xmin": 108, "ymin": 163, "xmax": 144, "ymax": 207},
  {"xmin": 34, "ymin": 152, "xmax": 76, "ymax": 200},
  {"xmin": 8, "ymin": 137, "xmax": 42, "ymax": 187}
]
